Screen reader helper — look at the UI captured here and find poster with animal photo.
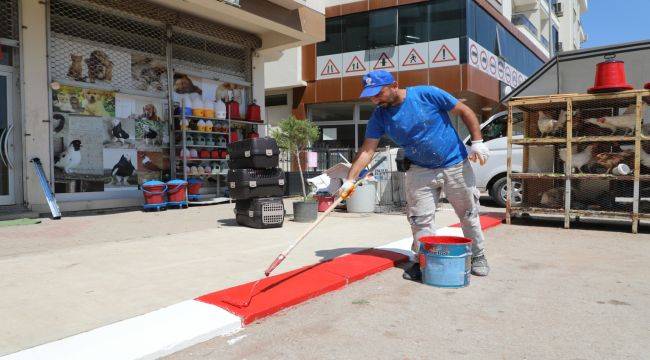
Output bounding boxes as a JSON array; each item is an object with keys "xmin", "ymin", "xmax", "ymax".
[
  {"xmin": 172, "ymin": 73, "xmax": 203, "ymax": 102},
  {"xmin": 131, "ymin": 54, "xmax": 167, "ymax": 94},
  {"xmin": 136, "ymin": 151, "xmax": 170, "ymax": 185},
  {"xmin": 51, "ymin": 35, "xmax": 131, "ymax": 87},
  {"xmin": 53, "ymin": 85, "xmax": 116, "ymax": 117},
  {"xmin": 103, "ymin": 148, "xmax": 138, "ymax": 190},
  {"xmin": 114, "ymin": 94, "xmax": 169, "ymax": 150},
  {"xmin": 103, "ymin": 116, "xmax": 136, "ymax": 149},
  {"xmin": 51, "ymin": 113, "xmax": 106, "ymax": 193}
]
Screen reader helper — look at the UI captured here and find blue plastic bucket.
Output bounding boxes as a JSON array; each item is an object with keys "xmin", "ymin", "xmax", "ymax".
[{"xmin": 419, "ymin": 236, "xmax": 472, "ymax": 288}]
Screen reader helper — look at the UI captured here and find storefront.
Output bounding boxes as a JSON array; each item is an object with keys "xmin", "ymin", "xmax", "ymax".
[
  {"xmin": 3, "ymin": 0, "xmax": 324, "ymax": 214},
  {"xmin": 47, "ymin": 0, "xmax": 260, "ymax": 206}
]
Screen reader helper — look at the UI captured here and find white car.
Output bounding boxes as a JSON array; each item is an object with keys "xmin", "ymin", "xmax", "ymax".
[{"xmin": 464, "ymin": 111, "xmax": 523, "ymax": 207}]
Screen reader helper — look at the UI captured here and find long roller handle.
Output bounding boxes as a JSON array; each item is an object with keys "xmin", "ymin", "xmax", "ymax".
[{"xmin": 264, "ymin": 156, "xmax": 386, "ymax": 277}]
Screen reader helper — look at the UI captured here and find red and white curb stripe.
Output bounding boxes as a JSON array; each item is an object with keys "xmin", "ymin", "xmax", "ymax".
[{"xmin": 2, "ymin": 215, "xmax": 502, "ymax": 360}]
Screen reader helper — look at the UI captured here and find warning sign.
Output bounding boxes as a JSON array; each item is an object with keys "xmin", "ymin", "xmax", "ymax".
[
  {"xmin": 321, "ymin": 59, "xmax": 340, "ymax": 76},
  {"xmin": 480, "ymin": 50, "xmax": 488, "ymax": 70},
  {"xmin": 432, "ymin": 45, "xmax": 457, "ymax": 63},
  {"xmin": 373, "ymin": 52, "xmax": 395, "ymax": 70},
  {"xmin": 346, "ymin": 56, "xmax": 366, "ymax": 73},
  {"xmin": 489, "ymin": 56, "xmax": 497, "ymax": 75},
  {"xmin": 402, "ymin": 48, "xmax": 425, "ymax": 66}
]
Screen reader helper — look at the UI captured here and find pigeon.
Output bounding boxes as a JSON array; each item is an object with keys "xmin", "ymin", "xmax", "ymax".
[
  {"xmin": 142, "ymin": 124, "xmax": 158, "ymax": 145},
  {"xmin": 54, "ymin": 140, "xmax": 82, "ymax": 174},
  {"xmin": 111, "ymin": 119, "xmax": 130, "ymax": 143},
  {"xmin": 558, "ymin": 145, "xmax": 594, "ymax": 173},
  {"xmin": 584, "ymin": 106, "xmax": 636, "ymax": 135},
  {"xmin": 111, "ymin": 154, "xmax": 135, "ymax": 185}
]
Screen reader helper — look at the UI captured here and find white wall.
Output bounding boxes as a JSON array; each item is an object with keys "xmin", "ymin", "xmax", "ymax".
[
  {"xmin": 20, "ymin": 0, "xmax": 51, "ymax": 212},
  {"xmin": 264, "ymin": 47, "xmax": 304, "ymax": 91}
]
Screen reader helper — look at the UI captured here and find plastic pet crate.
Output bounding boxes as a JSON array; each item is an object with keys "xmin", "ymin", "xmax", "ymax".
[
  {"xmin": 227, "ymin": 138, "xmax": 280, "ymax": 169},
  {"xmin": 227, "ymin": 168, "xmax": 285, "ymax": 200},
  {"xmin": 234, "ymin": 197, "xmax": 285, "ymax": 228}
]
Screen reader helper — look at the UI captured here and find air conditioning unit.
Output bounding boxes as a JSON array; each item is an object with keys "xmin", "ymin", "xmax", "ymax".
[{"xmin": 553, "ymin": 2, "xmax": 563, "ymax": 16}]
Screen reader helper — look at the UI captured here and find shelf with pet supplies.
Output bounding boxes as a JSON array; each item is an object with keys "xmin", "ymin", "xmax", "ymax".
[
  {"xmin": 506, "ymin": 89, "xmax": 650, "ymax": 233},
  {"xmin": 175, "ymin": 145, "xmax": 228, "ymax": 149},
  {"xmin": 176, "ymin": 158, "xmax": 228, "ymax": 162},
  {"xmin": 175, "ymin": 130, "xmax": 230, "ymax": 135}
]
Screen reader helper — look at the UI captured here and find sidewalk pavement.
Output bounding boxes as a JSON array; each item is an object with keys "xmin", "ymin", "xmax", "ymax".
[{"xmin": 0, "ymin": 199, "xmax": 473, "ymax": 355}]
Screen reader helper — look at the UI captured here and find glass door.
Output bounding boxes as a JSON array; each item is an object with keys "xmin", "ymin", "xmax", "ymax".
[{"xmin": 0, "ymin": 69, "xmax": 15, "ymax": 205}]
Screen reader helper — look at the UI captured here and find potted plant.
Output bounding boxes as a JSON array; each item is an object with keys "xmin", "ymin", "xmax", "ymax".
[{"xmin": 271, "ymin": 116, "xmax": 320, "ymax": 222}]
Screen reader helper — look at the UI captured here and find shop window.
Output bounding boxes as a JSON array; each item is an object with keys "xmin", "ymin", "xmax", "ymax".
[
  {"xmin": 368, "ymin": 8, "xmax": 397, "ymax": 48},
  {"xmin": 310, "ymin": 103, "xmax": 354, "ymax": 122},
  {"xmin": 342, "ymin": 12, "xmax": 369, "ymax": 52},
  {"xmin": 265, "ymin": 94, "xmax": 288, "ymax": 107},
  {"xmin": 316, "ymin": 125, "xmax": 356, "ymax": 148},
  {"xmin": 398, "ymin": 3, "xmax": 429, "ymax": 45},
  {"xmin": 317, "ymin": 17, "xmax": 343, "ymax": 56},
  {"xmin": 430, "ymin": 0, "xmax": 466, "ymax": 41}
]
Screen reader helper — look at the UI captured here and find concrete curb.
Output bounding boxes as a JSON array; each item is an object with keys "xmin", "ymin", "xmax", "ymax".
[{"xmin": 2, "ymin": 215, "xmax": 503, "ymax": 359}]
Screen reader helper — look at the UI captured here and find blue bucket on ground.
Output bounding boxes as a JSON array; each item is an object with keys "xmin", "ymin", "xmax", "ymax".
[{"xmin": 419, "ymin": 236, "xmax": 472, "ymax": 288}]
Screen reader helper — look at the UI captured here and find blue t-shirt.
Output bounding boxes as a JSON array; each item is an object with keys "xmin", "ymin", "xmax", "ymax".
[{"xmin": 365, "ymin": 86, "xmax": 467, "ymax": 169}]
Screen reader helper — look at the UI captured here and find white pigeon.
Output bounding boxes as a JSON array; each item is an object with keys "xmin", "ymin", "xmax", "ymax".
[
  {"xmin": 558, "ymin": 144, "xmax": 594, "ymax": 173},
  {"xmin": 54, "ymin": 140, "xmax": 82, "ymax": 174},
  {"xmin": 585, "ymin": 106, "xmax": 636, "ymax": 135},
  {"xmin": 537, "ymin": 110, "xmax": 567, "ymax": 137}
]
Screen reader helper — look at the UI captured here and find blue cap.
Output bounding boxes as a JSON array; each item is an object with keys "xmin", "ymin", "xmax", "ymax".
[{"xmin": 360, "ymin": 70, "xmax": 395, "ymax": 98}]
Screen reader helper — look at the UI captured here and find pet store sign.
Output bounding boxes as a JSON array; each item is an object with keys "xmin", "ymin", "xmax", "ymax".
[{"xmin": 467, "ymin": 39, "xmax": 527, "ymax": 89}]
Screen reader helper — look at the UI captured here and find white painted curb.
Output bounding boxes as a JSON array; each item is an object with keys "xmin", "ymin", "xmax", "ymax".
[{"xmin": 1, "ymin": 301, "xmax": 241, "ymax": 360}]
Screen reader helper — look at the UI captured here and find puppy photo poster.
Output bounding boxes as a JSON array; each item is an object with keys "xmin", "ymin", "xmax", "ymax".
[
  {"xmin": 115, "ymin": 94, "xmax": 168, "ymax": 150},
  {"xmin": 53, "ymin": 85, "xmax": 116, "ymax": 117}
]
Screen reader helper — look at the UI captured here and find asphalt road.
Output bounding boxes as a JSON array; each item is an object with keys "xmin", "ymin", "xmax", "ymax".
[{"xmin": 167, "ymin": 222, "xmax": 650, "ymax": 360}]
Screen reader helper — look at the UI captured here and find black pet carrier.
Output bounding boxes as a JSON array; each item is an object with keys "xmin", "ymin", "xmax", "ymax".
[
  {"xmin": 227, "ymin": 138, "xmax": 280, "ymax": 169},
  {"xmin": 227, "ymin": 168, "xmax": 285, "ymax": 200},
  {"xmin": 234, "ymin": 197, "xmax": 285, "ymax": 228}
]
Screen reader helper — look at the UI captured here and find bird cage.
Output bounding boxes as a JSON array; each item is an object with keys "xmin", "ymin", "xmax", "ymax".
[{"xmin": 506, "ymin": 89, "xmax": 650, "ymax": 233}]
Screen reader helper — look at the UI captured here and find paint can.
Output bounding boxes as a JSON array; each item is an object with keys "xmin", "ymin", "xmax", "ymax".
[{"xmin": 418, "ymin": 236, "xmax": 472, "ymax": 288}]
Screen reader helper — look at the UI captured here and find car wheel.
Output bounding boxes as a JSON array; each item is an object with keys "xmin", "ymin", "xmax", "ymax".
[{"xmin": 490, "ymin": 177, "xmax": 523, "ymax": 208}]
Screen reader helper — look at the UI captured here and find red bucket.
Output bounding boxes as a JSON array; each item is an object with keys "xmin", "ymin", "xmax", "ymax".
[
  {"xmin": 645, "ymin": 83, "xmax": 650, "ymax": 90},
  {"xmin": 166, "ymin": 179, "xmax": 187, "ymax": 203},
  {"xmin": 315, "ymin": 195, "xmax": 335, "ymax": 212},
  {"xmin": 142, "ymin": 181, "xmax": 167, "ymax": 205},
  {"xmin": 187, "ymin": 178, "xmax": 203, "ymax": 195},
  {"xmin": 199, "ymin": 149, "xmax": 210, "ymax": 159}
]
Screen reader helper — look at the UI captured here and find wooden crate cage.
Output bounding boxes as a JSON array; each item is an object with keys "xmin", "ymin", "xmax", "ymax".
[{"xmin": 506, "ymin": 89, "xmax": 650, "ymax": 233}]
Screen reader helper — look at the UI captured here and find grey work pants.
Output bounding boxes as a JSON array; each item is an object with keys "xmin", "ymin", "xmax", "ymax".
[{"xmin": 405, "ymin": 160, "xmax": 485, "ymax": 258}]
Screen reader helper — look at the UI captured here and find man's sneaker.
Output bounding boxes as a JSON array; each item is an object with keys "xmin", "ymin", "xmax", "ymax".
[
  {"xmin": 402, "ymin": 262, "xmax": 422, "ymax": 281},
  {"xmin": 471, "ymin": 255, "xmax": 490, "ymax": 276}
]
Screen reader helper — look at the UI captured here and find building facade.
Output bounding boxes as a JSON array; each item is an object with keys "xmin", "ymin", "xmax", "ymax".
[
  {"xmin": 265, "ymin": 0, "xmax": 587, "ymax": 152},
  {"xmin": 0, "ymin": 0, "xmax": 324, "ymax": 215}
]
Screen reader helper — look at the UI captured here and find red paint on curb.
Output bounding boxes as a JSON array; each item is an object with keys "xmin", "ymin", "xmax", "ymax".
[
  {"xmin": 197, "ymin": 215, "xmax": 503, "ymax": 325},
  {"xmin": 450, "ymin": 214, "xmax": 504, "ymax": 230},
  {"xmin": 316, "ymin": 249, "xmax": 409, "ymax": 283},
  {"xmin": 197, "ymin": 265, "xmax": 347, "ymax": 324}
]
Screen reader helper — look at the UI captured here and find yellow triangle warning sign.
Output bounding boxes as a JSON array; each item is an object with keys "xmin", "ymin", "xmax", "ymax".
[
  {"xmin": 432, "ymin": 44, "xmax": 457, "ymax": 63},
  {"xmin": 373, "ymin": 52, "xmax": 395, "ymax": 70},
  {"xmin": 320, "ymin": 59, "xmax": 340, "ymax": 76},
  {"xmin": 346, "ymin": 56, "xmax": 366, "ymax": 73},
  {"xmin": 402, "ymin": 48, "xmax": 425, "ymax": 67}
]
